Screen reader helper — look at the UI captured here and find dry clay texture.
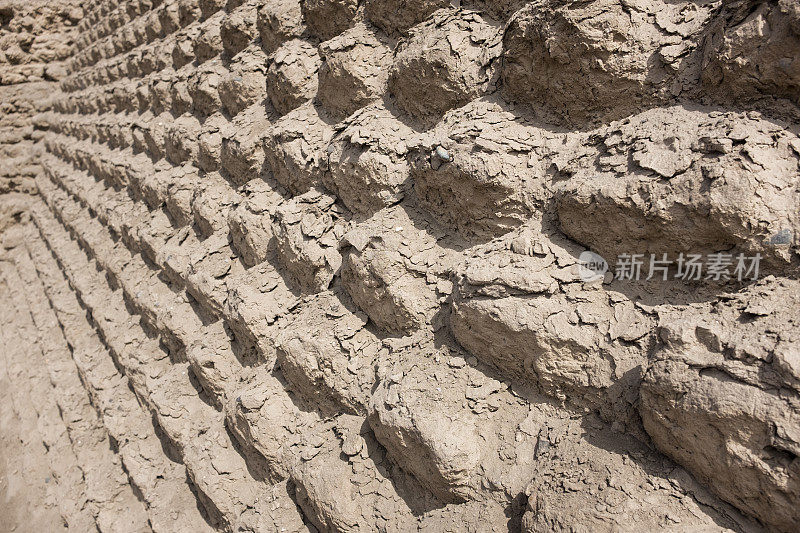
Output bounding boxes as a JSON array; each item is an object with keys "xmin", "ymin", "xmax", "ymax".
[{"xmin": 0, "ymin": 0, "xmax": 799, "ymax": 531}]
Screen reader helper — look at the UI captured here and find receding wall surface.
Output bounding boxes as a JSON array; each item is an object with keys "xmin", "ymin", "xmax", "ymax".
[{"xmin": 0, "ymin": 0, "xmax": 798, "ymax": 531}]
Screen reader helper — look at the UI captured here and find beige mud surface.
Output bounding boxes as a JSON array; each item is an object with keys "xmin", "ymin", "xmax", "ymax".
[
  {"xmin": 0, "ymin": 0, "xmax": 798, "ymax": 532},
  {"xmin": 0, "ymin": 362, "xmax": 67, "ymax": 533}
]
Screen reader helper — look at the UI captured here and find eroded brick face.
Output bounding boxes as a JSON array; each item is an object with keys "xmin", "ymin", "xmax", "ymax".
[{"xmin": 1, "ymin": 0, "xmax": 799, "ymax": 532}]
